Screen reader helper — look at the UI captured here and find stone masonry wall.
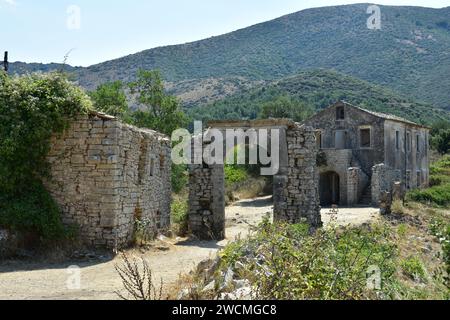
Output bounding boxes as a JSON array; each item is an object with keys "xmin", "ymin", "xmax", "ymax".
[
  {"xmin": 45, "ymin": 113, "xmax": 171, "ymax": 250},
  {"xmin": 188, "ymin": 164, "xmax": 225, "ymax": 240},
  {"xmin": 278, "ymin": 124, "xmax": 321, "ymax": 227},
  {"xmin": 371, "ymin": 164, "xmax": 401, "ymax": 206},
  {"xmin": 188, "ymin": 120, "xmax": 321, "ymax": 240}
]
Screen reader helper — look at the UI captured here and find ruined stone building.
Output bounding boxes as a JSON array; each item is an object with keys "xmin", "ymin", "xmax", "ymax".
[
  {"xmin": 45, "ymin": 112, "xmax": 171, "ymax": 250},
  {"xmin": 304, "ymin": 101, "xmax": 430, "ymax": 207},
  {"xmin": 188, "ymin": 119, "xmax": 321, "ymax": 240}
]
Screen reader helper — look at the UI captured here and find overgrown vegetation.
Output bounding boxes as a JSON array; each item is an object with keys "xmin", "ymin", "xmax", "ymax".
[
  {"xmin": 407, "ymin": 155, "xmax": 450, "ymax": 207},
  {"xmin": 0, "ymin": 71, "xmax": 92, "ymax": 240},
  {"xmin": 401, "ymin": 257, "xmax": 427, "ymax": 282},
  {"xmin": 219, "ymin": 220, "xmax": 397, "ymax": 300},
  {"xmin": 225, "ymin": 166, "xmax": 249, "ymax": 185},
  {"xmin": 431, "ymin": 120, "xmax": 450, "ymax": 154},
  {"xmin": 171, "ymin": 197, "xmax": 189, "ymax": 237},
  {"xmin": 176, "ymin": 201, "xmax": 450, "ymax": 300},
  {"xmin": 129, "ymin": 70, "xmax": 187, "ymax": 136},
  {"xmin": 88, "ymin": 81, "xmax": 128, "ymax": 118}
]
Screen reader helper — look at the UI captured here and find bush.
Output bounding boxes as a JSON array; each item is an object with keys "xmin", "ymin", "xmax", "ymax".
[
  {"xmin": 407, "ymin": 155, "xmax": 450, "ymax": 207},
  {"xmin": 401, "ymin": 257, "xmax": 427, "ymax": 282},
  {"xmin": 429, "ymin": 218, "xmax": 450, "ymax": 285},
  {"xmin": 224, "ymin": 166, "xmax": 248, "ymax": 185},
  {"xmin": 171, "ymin": 198, "xmax": 189, "ymax": 236},
  {"xmin": 407, "ymin": 183, "xmax": 450, "ymax": 207},
  {"xmin": 220, "ymin": 220, "xmax": 397, "ymax": 300},
  {"xmin": 0, "ymin": 72, "xmax": 92, "ymax": 240},
  {"xmin": 171, "ymin": 164, "xmax": 188, "ymax": 194}
]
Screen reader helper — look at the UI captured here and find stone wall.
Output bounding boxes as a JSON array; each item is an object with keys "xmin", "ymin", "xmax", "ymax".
[
  {"xmin": 45, "ymin": 113, "xmax": 171, "ymax": 250},
  {"xmin": 188, "ymin": 120, "xmax": 321, "ymax": 240},
  {"xmin": 279, "ymin": 124, "xmax": 321, "ymax": 227},
  {"xmin": 383, "ymin": 120, "xmax": 430, "ymax": 190},
  {"xmin": 347, "ymin": 168, "xmax": 361, "ymax": 206},
  {"xmin": 318, "ymin": 149, "xmax": 353, "ymax": 205},
  {"xmin": 188, "ymin": 164, "xmax": 225, "ymax": 240},
  {"xmin": 371, "ymin": 164, "xmax": 401, "ymax": 206}
]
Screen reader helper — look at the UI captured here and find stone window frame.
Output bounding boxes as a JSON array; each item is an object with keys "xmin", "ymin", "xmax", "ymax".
[
  {"xmin": 395, "ymin": 130, "xmax": 400, "ymax": 150},
  {"xmin": 358, "ymin": 125, "xmax": 373, "ymax": 149},
  {"xmin": 149, "ymin": 156, "xmax": 156, "ymax": 177},
  {"xmin": 416, "ymin": 170, "xmax": 422, "ymax": 188},
  {"xmin": 316, "ymin": 130, "xmax": 323, "ymax": 149},
  {"xmin": 333, "ymin": 130, "xmax": 348, "ymax": 150},
  {"xmin": 416, "ymin": 134, "xmax": 421, "ymax": 153},
  {"xmin": 406, "ymin": 131, "xmax": 412, "ymax": 153},
  {"xmin": 336, "ymin": 106, "xmax": 345, "ymax": 120}
]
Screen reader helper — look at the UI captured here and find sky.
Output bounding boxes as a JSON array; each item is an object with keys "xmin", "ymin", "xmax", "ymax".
[{"xmin": 0, "ymin": 0, "xmax": 449, "ymax": 66}]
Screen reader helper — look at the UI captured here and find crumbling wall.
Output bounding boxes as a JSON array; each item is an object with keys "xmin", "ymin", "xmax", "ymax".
[
  {"xmin": 371, "ymin": 164, "xmax": 401, "ymax": 206},
  {"xmin": 278, "ymin": 124, "xmax": 321, "ymax": 227},
  {"xmin": 45, "ymin": 113, "xmax": 171, "ymax": 250},
  {"xmin": 188, "ymin": 164, "xmax": 225, "ymax": 240},
  {"xmin": 347, "ymin": 168, "xmax": 361, "ymax": 206},
  {"xmin": 188, "ymin": 121, "xmax": 321, "ymax": 240}
]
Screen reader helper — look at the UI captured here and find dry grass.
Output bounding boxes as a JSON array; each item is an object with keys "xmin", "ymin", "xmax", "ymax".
[{"xmin": 115, "ymin": 253, "xmax": 164, "ymax": 300}]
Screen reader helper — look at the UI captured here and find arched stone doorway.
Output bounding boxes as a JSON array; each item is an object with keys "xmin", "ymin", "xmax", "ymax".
[{"xmin": 320, "ymin": 171, "xmax": 340, "ymax": 206}]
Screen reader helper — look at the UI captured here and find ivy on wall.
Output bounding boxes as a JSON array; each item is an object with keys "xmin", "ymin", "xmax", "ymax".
[{"xmin": 0, "ymin": 72, "xmax": 92, "ymax": 240}]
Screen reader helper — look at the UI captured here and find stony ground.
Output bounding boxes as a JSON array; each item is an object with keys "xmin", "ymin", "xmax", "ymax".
[{"xmin": 0, "ymin": 197, "xmax": 380, "ymax": 300}]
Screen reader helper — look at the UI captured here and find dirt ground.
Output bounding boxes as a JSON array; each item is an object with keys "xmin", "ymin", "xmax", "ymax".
[{"xmin": 0, "ymin": 197, "xmax": 379, "ymax": 300}]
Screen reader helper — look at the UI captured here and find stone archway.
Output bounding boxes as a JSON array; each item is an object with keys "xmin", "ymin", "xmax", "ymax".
[
  {"xmin": 319, "ymin": 171, "xmax": 340, "ymax": 206},
  {"xmin": 188, "ymin": 119, "xmax": 322, "ymax": 241}
]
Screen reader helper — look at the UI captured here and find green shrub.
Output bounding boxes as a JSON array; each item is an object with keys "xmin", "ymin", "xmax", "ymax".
[
  {"xmin": 220, "ymin": 220, "xmax": 397, "ymax": 300},
  {"xmin": 401, "ymin": 257, "xmax": 427, "ymax": 282},
  {"xmin": 407, "ymin": 155, "xmax": 450, "ymax": 207},
  {"xmin": 0, "ymin": 72, "xmax": 91, "ymax": 240},
  {"xmin": 407, "ymin": 183, "xmax": 450, "ymax": 207},
  {"xmin": 171, "ymin": 198, "xmax": 189, "ymax": 236},
  {"xmin": 224, "ymin": 166, "xmax": 248, "ymax": 185},
  {"xmin": 429, "ymin": 218, "xmax": 450, "ymax": 284},
  {"xmin": 171, "ymin": 164, "xmax": 188, "ymax": 194}
]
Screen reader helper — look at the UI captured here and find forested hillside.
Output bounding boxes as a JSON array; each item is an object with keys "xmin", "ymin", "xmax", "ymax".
[
  {"xmin": 10, "ymin": 4, "xmax": 450, "ymax": 110},
  {"xmin": 188, "ymin": 70, "xmax": 450, "ymax": 125}
]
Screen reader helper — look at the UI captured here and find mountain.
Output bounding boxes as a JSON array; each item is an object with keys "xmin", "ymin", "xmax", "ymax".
[
  {"xmin": 9, "ymin": 4, "xmax": 450, "ymax": 110},
  {"xmin": 188, "ymin": 69, "xmax": 450, "ymax": 126}
]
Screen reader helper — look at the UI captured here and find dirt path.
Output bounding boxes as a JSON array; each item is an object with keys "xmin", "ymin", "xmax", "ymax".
[{"xmin": 0, "ymin": 198, "xmax": 379, "ymax": 300}]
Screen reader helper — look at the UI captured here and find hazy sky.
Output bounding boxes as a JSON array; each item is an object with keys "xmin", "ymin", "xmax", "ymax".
[{"xmin": 0, "ymin": 0, "xmax": 448, "ymax": 66}]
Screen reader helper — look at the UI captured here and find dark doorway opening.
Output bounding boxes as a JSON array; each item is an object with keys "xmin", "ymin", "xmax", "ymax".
[{"xmin": 320, "ymin": 171, "xmax": 340, "ymax": 206}]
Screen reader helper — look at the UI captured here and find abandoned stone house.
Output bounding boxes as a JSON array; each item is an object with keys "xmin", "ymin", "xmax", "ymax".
[
  {"xmin": 304, "ymin": 101, "xmax": 430, "ymax": 207},
  {"xmin": 37, "ymin": 101, "xmax": 430, "ymax": 250},
  {"xmin": 45, "ymin": 112, "xmax": 172, "ymax": 250}
]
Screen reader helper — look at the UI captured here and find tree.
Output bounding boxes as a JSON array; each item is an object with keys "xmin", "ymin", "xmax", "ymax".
[
  {"xmin": 259, "ymin": 95, "xmax": 314, "ymax": 122},
  {"xmin": 129, "ymin": 70, "xmax": 189, "ymax": 193},
  {"xmin": 89, "ymin": 81, "xmax": 129, "ymax": 118},
  {"xmin": 129, "ymin": 70, "xmax": 187, "ymax": 135},
  {"xmin": 431, "ymin": 120, "xmax": 450, "ymax": 154}
]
